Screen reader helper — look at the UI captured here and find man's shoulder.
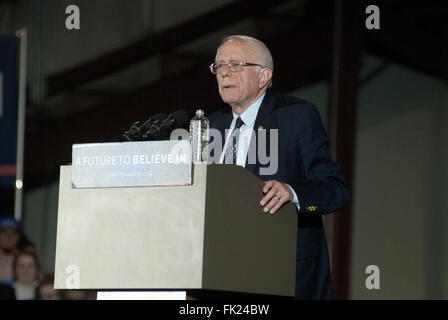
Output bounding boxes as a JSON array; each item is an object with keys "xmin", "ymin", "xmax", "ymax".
[
  {"xmin": 270, "ymin": 92, "xmax": 316, "ymax": 113},
  {"xmin": 269, "ymin": 93, "xmax": 323, "ymax": 128},
  {"xmin": 206, "ymin": 91, "xmax": 318, "ymax": 123}
]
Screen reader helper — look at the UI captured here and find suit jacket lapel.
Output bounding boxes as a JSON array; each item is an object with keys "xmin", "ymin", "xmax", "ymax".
[{"xmin": 245, "ymin": 91, "xmax": 276, "ymax": 176}]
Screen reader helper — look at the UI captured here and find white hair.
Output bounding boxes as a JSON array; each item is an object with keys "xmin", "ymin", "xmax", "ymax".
[{"xmin": 218, "ymin": 35, "xmax": 274, "ymax": 88}]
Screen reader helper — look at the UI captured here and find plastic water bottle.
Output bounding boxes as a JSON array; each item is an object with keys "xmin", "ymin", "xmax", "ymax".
[{"xmin": 189, "ymin": 109, "xmax": 209, "ymax": 163}]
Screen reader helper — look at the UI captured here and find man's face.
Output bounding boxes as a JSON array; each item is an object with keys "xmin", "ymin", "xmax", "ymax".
[
  {"xmin": 215, "ymin": 40, "xmax": 265, "ymax": 112},
  {"xmin": 0, "ymin": 228, "xmax": 19, "ymax": 253}
]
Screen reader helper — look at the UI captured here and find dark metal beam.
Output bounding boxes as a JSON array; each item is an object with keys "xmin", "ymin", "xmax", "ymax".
[
  {"xmin": 363, "ymin": 3, "xmax": 448, "ymax": 82},
  {"xmin": 46, "ymin": 0, "xmax": 292, "ymax": 96},
  {"xmin": 328, "ymin": 0, "xmax": 362, "ymax": 300}
]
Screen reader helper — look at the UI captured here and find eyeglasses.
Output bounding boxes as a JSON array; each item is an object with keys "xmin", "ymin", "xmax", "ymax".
[{"xmin": 209, "ymin": 60, "xmax": 266, "ymax": 75}]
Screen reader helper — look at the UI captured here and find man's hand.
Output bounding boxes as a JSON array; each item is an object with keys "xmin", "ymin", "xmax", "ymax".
[{"xmin": 259, "ymin": 180, "xmax": 293, "ymax": 214}]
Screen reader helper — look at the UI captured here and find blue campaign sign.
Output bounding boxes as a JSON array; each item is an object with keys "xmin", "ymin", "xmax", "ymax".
[{"xmin": 0, "ymin": 35, "xmax": 19, "ymax": 187}]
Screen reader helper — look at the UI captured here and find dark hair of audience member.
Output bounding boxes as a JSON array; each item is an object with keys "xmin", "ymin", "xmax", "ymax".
[{"xmin": 35, "ymin": 275, "xmax": 60, "ymax": 300}]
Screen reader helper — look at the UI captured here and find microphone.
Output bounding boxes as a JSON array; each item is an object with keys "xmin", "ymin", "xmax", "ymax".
[
  {"xmin": 122, "ymin": 113, "xmax": 168, "ymax": 141},
  {"xmin": 141, "ymin": 109, "xmax": 189, "ymax": 140}
]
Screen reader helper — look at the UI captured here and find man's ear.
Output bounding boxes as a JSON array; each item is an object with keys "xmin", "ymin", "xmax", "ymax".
[{"xmin": 259, "ymin": 68, "xmax": 273, "ymax": 88}]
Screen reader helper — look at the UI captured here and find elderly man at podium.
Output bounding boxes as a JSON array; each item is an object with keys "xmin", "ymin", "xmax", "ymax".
[{"xmin": 203, "ymin": 35, "xmax": 349, "ymax": 300}]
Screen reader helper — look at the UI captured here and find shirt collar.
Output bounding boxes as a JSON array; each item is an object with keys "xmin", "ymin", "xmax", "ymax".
[{"xmin": 232, "ymin": 92, "xmax": 266, "ymax": 127}]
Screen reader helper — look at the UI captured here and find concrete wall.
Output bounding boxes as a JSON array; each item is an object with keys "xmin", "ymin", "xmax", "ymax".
[{"xmin": 350, "ymin": 55, "xmax": 448, "ymax": 299}]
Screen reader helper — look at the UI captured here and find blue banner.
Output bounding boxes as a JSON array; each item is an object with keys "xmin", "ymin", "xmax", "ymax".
[{"xmin": 0, "ymin": 35, "xmax": 19, "ymax": 187}]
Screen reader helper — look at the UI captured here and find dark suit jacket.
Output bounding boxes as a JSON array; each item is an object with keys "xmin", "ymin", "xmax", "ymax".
[{"xmin": 208, "ymin": 90, "xmax": 349, "ymax": 299}]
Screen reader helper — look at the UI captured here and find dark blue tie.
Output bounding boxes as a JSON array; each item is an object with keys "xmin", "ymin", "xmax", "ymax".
[{"xmin": 224, "ymin": 117, "xmax": 244, "ymax": 164}]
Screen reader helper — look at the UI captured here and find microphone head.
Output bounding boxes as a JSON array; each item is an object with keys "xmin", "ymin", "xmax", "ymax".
[
  {"xmin": 170, "ymin": 109, "xmax": 189, "ymax": 127},
  {"xmin": 122, "ymin": 121, "xmax": 142, "ymax": 141},
  {"xmin": 140, "ymin": 113, "xmax": 168, "ymax": 132},
  {"xmin": 141, "ymin": 109, "xmax": 190, "ymax": 141},
  {"xmin": 122, "ymin": 113, "xmax": 168, "ymax": 141},
  {"xmin": 151, "ymin": 112, "xmax": 169, "ymax": 122}
]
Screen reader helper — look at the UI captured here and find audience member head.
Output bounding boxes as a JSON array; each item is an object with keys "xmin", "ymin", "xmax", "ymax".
[
  {"xmin": 17, "ymin": 233, "xmax": 37, "ymax": 255},
  {"xmin": 59, "ymin": 289, "xmax": 89, "ymax": 300},
  {"xmin": 36, "ymin": 276, "xmax": 60, "ymax": 300},
  {"xmin": 0, "ymin": 216, "xmax": 21, "ymax": 256},
  {"xmin": 13, "ymin": 251, "xmax": 40, "ymax": 287}
]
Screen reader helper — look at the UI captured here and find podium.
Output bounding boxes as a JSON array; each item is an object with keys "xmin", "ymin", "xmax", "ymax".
[{"xmin": 54, "ymin": 158, "xmax": 298, "ymax": 297}]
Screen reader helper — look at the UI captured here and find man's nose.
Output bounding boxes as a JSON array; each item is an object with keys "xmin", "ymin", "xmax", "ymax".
[{"xmin": 219, "ymin": 64, "xmax": 231, "ymax": 77}]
